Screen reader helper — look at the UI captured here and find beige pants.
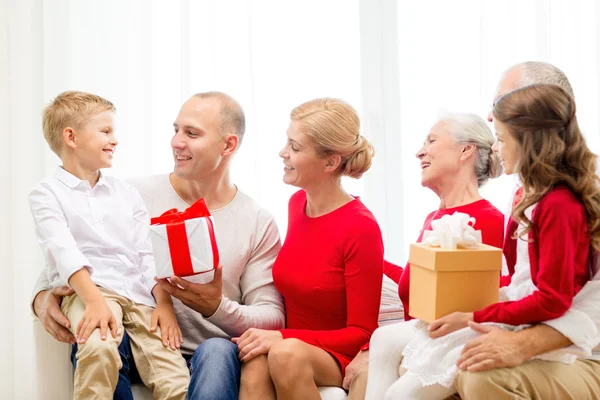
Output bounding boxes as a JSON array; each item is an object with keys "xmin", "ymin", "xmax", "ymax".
[
  {"xmin": 455, "ymin": 358, "xmax": 600, "ymax": 400},
  {"xmin": 62, "ymin": 287, "xmax": 190, "ymax": 400},
  {"xmin": 347, "ymin": 356, "xmax": 600, "ymax": 400}
]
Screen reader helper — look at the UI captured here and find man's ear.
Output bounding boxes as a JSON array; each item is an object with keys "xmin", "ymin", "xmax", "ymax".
[
  {"xmin": 223, "ymin": 133, "xmax": 239, "ymax": 156},
  {"xmin": 62, "ymin": 127, "xmax": 77, "ymax": 150},
  {"xmin": 460, "ymin": 143, "xmax": 477, "ymax": 162},
  {"xmin": 324, "ymin": 154, "xmax": 342, "ymax": 173}
]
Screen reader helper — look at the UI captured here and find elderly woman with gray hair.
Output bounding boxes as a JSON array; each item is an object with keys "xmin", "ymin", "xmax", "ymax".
[{"xmin": 346, "ymin": 112, "xmax": 505, "ymax": 400}]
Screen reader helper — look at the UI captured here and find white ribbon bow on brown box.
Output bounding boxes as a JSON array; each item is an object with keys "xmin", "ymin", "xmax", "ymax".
[{"xmin": 422, "ymin": 211, "xmax": 482, "ymax": 250}]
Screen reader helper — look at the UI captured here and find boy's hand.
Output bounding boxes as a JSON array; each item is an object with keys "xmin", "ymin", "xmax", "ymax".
[
  {"xmin": 76, "ymin": 297, "xmax": 117, "ymax": 343},
  {"xmin": 428, "ymin": 312, "xmax": 473, "ymax": 339},
  {"xmin": 150, "ymin": 301, "xmax": 183, "ymax": 351}
]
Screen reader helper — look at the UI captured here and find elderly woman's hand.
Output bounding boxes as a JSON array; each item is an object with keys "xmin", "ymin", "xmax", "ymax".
[
  {"xmin": 342, "ymin": 349, "xmax": 370, "ymax": 390},
  {"xmin": 428, "ymin": 312, "xmax": 474, "ymax": 339}
]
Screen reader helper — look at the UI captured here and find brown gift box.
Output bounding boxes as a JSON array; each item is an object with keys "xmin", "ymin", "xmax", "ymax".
[{"xmin": 408, "ymin": 243, "xmax": 502, "ymax": 323}]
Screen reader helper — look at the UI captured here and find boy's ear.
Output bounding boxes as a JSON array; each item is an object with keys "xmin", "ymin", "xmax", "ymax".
[
  {"xmin": 222, "ymin": 133, "xmax": 239, "ymax": 156},
  {"xmin": 324, "ymin": 154, "xmax": 342, "ymax": 173},
  {"xmin": 62, "ymin": 127, "xmax": 77, "ymax": 150}
]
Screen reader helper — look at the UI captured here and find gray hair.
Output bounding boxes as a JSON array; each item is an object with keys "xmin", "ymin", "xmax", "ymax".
[
  {"xmin": 438, "ymin": 112, "xmax": 502, "ymax": 187},
  {"xmin": 518, "ymin": 61, "xmax": 575, "ymax": 97}
]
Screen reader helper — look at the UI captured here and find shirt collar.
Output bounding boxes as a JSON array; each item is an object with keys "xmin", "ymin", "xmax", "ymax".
[{"xmin": 54, "ymin": 166, "xmax": 110, "ymax": 191}]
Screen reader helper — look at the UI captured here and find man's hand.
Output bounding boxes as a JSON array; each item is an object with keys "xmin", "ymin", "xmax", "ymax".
[
  {"xmin": 232, "ymin": 328, "xmax": 283, "ymax": 362},
  {"xmin": 429, "ymin": 312, "xmax": 473, "ymax": 339},
  {"xmin": 33, "ymin": 287, "xmax": 76, "ymax": 344},
  {"xmin": 343, "ymin": 349, "xmax": 369, "ymax": 390},
  {"xmin": 457, "ymin": 321, "xmax": 529, "ymax": 372},
  {"xmin": 155, "ymin": 265, "xmax": 224, "ymax": 317}
]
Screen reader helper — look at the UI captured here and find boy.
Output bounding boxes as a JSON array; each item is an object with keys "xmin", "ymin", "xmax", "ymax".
[{"xmin": 28, "ymin": 91, "xmax": 190, "ymax": 399}]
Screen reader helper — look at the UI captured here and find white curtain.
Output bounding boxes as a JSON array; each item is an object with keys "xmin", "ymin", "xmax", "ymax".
[
  {"xmin": 367, "ymin": 0, "xmax": 600, "ymax": 264},
  {"xmin": 1, "ymin": 0, "xmax": 600, "ymax": 398},
  {"xmin": 0, "ymin": 1, "xmax": 362, "ymax": 398}
]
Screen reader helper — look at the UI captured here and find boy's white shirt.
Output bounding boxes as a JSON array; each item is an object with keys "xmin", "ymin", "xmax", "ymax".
[
  {"xmin": 29, "ymin": 167, "xmax": 157, "ymax": 307},
  {"xmin": 32, "ymin": 173, "xmax": 285, "ymax": 355}
]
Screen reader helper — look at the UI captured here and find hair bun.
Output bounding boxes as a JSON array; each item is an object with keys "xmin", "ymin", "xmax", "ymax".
[{"xmin": 343, "ymin": 136, "xmax": 374, "ymax": 179}]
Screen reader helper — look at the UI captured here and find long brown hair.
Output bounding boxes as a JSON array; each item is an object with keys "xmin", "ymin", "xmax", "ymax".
[{"xmin": 493, "ymin": 84, "xmax": 600, "ymax": 251}]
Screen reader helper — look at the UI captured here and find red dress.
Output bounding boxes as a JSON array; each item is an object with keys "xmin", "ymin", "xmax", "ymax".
[
  {"xmin": 272, "ymin": 190, "xmax": 384, "ymax": 374},
  {"xmin": 393, "ymin": 199, "xmax": 504, "ymax": 320}
]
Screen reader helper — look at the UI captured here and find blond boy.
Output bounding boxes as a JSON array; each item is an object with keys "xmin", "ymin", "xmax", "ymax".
[{"xmin": 28, "ymin": 91, "xmax": 190, "ymax": 399}]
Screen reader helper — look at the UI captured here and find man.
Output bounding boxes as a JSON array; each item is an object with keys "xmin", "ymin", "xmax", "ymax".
[
  {"xmin": 455, "ymin": 61, "xmax": 600, "ymax": 399},
  {"xmin": 32, "ymin": 91, "xmax": 285, "ymax": 400}
]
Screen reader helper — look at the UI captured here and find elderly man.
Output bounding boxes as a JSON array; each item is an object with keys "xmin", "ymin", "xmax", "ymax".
[{"xmin": 32, "ymin": 91, "xmax": 285, "ymax": 400}]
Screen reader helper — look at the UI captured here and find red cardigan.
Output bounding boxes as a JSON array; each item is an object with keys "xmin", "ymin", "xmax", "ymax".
[{"xmin": 474, "ymin": 186, "xmax": 591, "ymax": 325}]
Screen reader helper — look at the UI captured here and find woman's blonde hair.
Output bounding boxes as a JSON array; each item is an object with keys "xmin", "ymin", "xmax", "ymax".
[
  {"xmin": 290, "ymin": 98, "xmax": 374, "ymax": 179},
  {"xmin": 493, "ymin": 84, "xmax": 600, "ymax": 251}
]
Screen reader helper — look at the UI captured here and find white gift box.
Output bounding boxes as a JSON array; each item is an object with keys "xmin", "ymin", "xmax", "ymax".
[{"xmin": 149, "ymin": 199, "xmax": 219, "ymax": 279}]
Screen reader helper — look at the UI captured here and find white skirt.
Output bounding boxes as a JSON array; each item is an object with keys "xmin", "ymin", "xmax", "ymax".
[{"xmin": 400, "ymin": 319, "xmax": 577, "ymax": 389}]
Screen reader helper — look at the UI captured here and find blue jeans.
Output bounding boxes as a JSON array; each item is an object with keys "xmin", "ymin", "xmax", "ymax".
[
  {"xmin": 187, "ymin": 337, "xmax": 242, "ymax": 400},
  {"xmin": 71, "ymin": 333, "xmax": 241, "ymax": 400}
]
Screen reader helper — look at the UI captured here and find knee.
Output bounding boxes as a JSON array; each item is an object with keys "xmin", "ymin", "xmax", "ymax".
[
  {"xmin": 369, "ymin": 325, "xmax": 394, "ymax": 353},
  {"xmin": 370, "ymin": 326, "xmax": 386, "ymax": 344},
  {"xmin": 268, "ymin": 339, "xmax": 308, "ymax": 379},
  {"xmin": 369, "ymin": 328, "xmax": 385, "ymax": 354},
  {"xmin": 192, "ymin": 337, "xmax": 238, "ymax": 366},
  {"xmin": 189, "ymin": 338, "xmax": 240, "ymax": 397},
  {"xmin": 77, "ymin": 335, "xmax": 120, "ymax": 366}
]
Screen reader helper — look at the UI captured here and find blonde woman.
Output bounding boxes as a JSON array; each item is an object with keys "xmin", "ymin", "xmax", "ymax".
[{"xmin": 233, "ymin": 98, "xmax": 384, "ymax": 399}]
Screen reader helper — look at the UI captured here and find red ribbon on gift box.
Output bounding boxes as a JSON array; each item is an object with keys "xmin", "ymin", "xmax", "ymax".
[{"xmin": 151, "ymin": 199, "xmax": 220, "ymax": 277}]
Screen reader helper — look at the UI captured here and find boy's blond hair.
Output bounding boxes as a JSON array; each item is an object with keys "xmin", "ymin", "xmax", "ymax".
[{"xmin": 42, "ymin": 91, "xmax": 115, "ymax": 156}]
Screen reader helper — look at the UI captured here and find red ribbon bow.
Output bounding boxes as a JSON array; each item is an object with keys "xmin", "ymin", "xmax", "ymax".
[{"xmin": 151, "ymin": 199, "xmax": 220, "ymax": 277}]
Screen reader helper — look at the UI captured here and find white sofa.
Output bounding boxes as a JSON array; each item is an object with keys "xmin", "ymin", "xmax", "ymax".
[
  {"xmin": 34, "ymin": 321, "xmax": 348, "ymax": 400},
  {"xmin": 35, "ymin": 277, "xmax": 402, "ymax": 400},
  {"xmin": 132, "ymin": 384, "xmax": 348, "ymax": 400}
]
